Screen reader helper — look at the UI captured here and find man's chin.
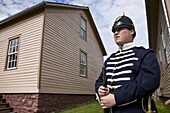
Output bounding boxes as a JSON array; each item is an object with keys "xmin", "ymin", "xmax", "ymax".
[{"xmin": 115, "ymin": 41, "xmax": 123, "ymax": 46}]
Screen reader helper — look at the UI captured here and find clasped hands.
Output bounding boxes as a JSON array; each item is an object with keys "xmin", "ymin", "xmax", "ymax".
[{"xmin": 98, "ymin": 86, "xmax": 116, "ymax": 108}]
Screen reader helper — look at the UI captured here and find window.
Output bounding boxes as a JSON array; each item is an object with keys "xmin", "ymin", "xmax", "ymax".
[
  {"xmin": 80, "ymin": 16, "xmax": 87, "ymax": 40},
  {"xmin": 80, "ymin": 51, "xmax": 87, "ymax": 77},
  {"xmin": 6, "ymin": 38, "xmax": 19, "ymax": 69}
]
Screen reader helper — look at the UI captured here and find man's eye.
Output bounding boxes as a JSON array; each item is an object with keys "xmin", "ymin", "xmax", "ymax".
[{"xmin": 114, "ymin": 28, "xmax": 122, "ymax": 32}]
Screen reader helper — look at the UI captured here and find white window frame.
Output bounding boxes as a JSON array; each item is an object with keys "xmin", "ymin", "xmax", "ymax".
[
  {"xmin": 6, "ymin": 38, "xmax": 19, "ymax": 69},
  {"xmin": 80, "ymin": 51, "xmax": 87, "ymax": 77}
]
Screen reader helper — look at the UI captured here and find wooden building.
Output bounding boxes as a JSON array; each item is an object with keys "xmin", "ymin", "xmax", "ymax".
[
  {"xmin": 0, "ymin": 1, "xmax": 106, "ymax": 113},
  {"xmin": 145, "ymin": 0, "xmax": 170, "ymax": 105}
]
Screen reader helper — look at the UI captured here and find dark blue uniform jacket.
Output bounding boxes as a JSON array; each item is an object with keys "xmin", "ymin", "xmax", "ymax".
[{"xmin": 95, "ymin": 45, "xmax": 160, "ymax": 113}]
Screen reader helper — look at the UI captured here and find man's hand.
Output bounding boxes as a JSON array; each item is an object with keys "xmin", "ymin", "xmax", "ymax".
[
  {"xmin": 98, "ymin": 86, "xmax": 110, "ymax": 97},
  {"xmin": 100, "ymin": 93, "xmax": 116, "ymax": 108},
  {"xmin": 98, "ymin": 86, "xmax": 116, "ymax": 108}
]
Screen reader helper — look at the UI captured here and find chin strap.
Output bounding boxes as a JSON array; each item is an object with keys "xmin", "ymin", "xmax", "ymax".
[{"xmin": 142, "ymin": 94, "xmax": 156, "ymax": 113}]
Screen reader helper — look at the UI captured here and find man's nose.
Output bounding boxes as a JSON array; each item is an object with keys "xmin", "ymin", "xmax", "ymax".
[{"xmin": 114, "ymin": 31, "xmax": 119, "ymax": 35}]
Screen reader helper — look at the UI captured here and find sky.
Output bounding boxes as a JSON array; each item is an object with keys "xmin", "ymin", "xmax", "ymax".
[{"xmin": 0, "ymin": 0, "xmax": 149, "ymax": 59}]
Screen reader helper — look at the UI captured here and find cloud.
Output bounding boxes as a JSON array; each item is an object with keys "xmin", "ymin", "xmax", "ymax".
[
  {"xmin": 0, "ymin": 0, "xmax": 42, "ymax": 20},
  {"xmin": 0, "ymin": 0, "xmax": 148, "ymax": 59}
]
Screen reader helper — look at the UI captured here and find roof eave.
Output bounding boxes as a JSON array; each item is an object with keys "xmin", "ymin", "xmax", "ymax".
[
  {"xmin": 0, "ymin": 1, "xmax": 46, "ymax": 26},
  {"xmin": 145, "ymin": 0, "xmax": 159, "ymax": 51}
]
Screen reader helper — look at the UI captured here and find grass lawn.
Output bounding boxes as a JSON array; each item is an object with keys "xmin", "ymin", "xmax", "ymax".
[
  {"xmin": 56, "ymin": 99, "xmax": 170, "ymax": 113},
  {"xmin": 154, "ymin": 99, "xmax": 170, "ymax": 113},
  {"xmin": 57, "ymin": 100, "xmax": 103, "ymax": 113}
]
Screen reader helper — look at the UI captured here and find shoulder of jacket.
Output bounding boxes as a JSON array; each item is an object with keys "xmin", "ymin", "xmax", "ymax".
[
  {"xmin": 134, "ymin": 46, "xmax": 153, "ymax": 52},
  {"xmin": 133, "ymin": 46, "xmax": 155, "ymax": 59}
]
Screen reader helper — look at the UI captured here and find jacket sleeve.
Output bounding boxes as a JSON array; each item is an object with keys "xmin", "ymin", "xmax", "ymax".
[{"xmin": 113, "ymin": 50, "xmax": 160, "ymax": 105}]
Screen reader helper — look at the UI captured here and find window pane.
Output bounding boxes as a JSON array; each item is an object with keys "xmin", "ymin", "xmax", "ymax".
[
  {"xmin": 80, "ymin": 29, "xmax": 86, "ymax": 40},
  {"xmin": 11, "ymin": 40, "xmax": 14, "ymax": 46},
  {"xmin": 82, "ymin": 52, "xmax": 86, "ymax": 64},
  {"xmin": 14, "ymin": 39, "xmax": 16, "ymax": 46},
  {"xmin": 9, "ymin": 47, "xmax": 12, "ymax": 53},
  {"xmin": 9, "ymin": 55, "xmax": 12, "ymax": 61},
  {"xmin": 82, "ymin": 21, "xmax": 85, "ymax": 29},
  {"xmin": 13, "ymin": 47, "xmax": 15, "ymax": 53},
  {"xmin": 80, "ymin": 65, "xmax": 84, "ymax": 75},
  {"xmin": 80, "ymin": 18, "xmax": 83, "ymax": 27},
  {"xmin": 83, "ymin": 30, "xmax": 86, "ymax": 40},
  {"xmin": 16, "ymin": 46, "xmax": 18, "ymax": 52},
  {"xmin": 80, "ymin": 65, "xmax": 86, "ymax": 75},
  {"xmin": 80, "ymin": 52, "xmax": 85, "ymax": 64},
  {"xmin": 80, "ymin": 29, "xmax": 84, "ymax": 38},
  {"xmin": 15, "ymin": 54, "xmax": 17, "ymax": 60},
  {"xmin": 81, "ymin": 18, "xmax": 86, "ymax": 30},
  {"xmin": 14, "ymin": 61, "xmax": 17, "ymax": 67},
  {"xmin": 8, "ymin": 61, "xmax": 11, "ymax": 68},
  {"xmin": 12, "ymin": 54, "xmax": 15, "ymax": 60},
  {"xmin": 11, "ymin": 61, "xmax": 14, "ymax": 67}
]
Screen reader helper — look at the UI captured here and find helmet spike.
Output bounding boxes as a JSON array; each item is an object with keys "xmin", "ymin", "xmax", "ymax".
[{"xmin": 123, "ymin": 12, "xmax": 125, "ymax": 16}]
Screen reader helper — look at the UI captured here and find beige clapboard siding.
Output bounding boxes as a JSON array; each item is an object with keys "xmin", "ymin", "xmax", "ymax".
[
  {"xmin": 0, "ymin": 12, "xmax": 44, "ymax": 93},
  {"xmin": 161, "ymin": 68, "xmax": 170, "ymax": 86},
  {"xmin": 45, "ymin": 12, "xmax": 80, "ymax": 44},
  {"xmin": 0, "ymin": 74, "xmax": 37, "ymax": 82},
  {"xmin": 0, "ymin": 39, "xmax": 7, "ymax": 71},
  {"xmin": 146, "ymin": 0, "xmax": 170, "ymax": 97},
  {"xmin": 41, "ymin": 62, "xmax": 96, "ymax": 87},
  {"xmin": 162, "ymin": 7, "xmax": 170, "ymax": 97},
  {"xmin": 40, "ymin": 8, "xmax": 103, "ymax": 94},
  {"xmin": 156, "ymin": 4, "xmax": 170, "ymax": 97},
  {"xmin": 161, "ymin": 66, "xmax": 170, "ymax": 96}
]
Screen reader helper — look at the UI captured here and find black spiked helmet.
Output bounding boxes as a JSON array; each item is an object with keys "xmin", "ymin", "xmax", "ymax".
[{"xmin": 112, "ymin": 15, "xmax": 136, "ymax": 38}]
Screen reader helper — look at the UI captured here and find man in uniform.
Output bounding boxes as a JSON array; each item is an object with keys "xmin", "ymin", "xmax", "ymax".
[{"xmin": 95, "ymin": 14, "xmax": 160, "ymax": 113}]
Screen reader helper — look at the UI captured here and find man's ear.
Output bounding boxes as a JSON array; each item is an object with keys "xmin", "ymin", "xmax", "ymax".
[{"xmin": 130, "ymin": 30, "xmax": 134, "ymax": 35}]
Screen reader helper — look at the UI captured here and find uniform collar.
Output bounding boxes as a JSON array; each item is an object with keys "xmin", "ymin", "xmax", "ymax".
[{"xmin": 118, "ymin": 42, "xmax": 134, "ymax": 51}]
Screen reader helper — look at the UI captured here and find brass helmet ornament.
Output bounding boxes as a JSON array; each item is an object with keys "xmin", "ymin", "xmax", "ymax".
[{"xmin": 112, "ymin": 13, "xmax": 136, "ymax": 38}]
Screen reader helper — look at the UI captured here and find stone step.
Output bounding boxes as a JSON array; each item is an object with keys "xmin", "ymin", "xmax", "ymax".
[
  {"xmin": 0, "ymin": 108, "xmax": 10, "ymax": 113},
  {"xmin": 0, "ymin": 96, "xmax": 16, "ymax": 113},
  {"xmin": 0, "ymin": 99, "xmax": 6, "ymax": 104},
  {"xmin": 0, "ymin": 103, "xmax": 9, "ymax": 108}
]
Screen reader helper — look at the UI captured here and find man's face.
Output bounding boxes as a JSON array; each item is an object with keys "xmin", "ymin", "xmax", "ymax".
[{"xmin": 114, "ymin": 28, "xmax": 134, "ymax": 46}]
